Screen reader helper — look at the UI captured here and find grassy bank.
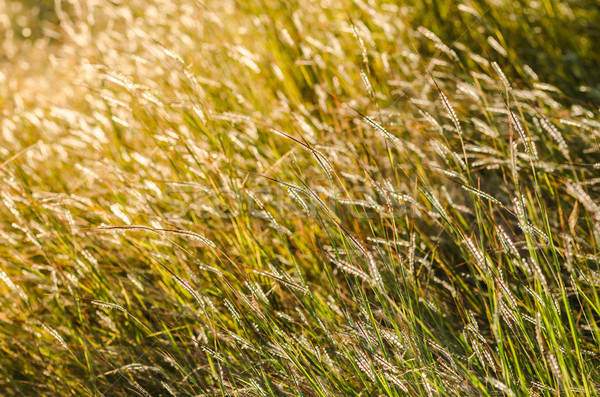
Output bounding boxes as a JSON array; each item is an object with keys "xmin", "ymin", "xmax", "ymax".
[{"xmin": 1, "ymin": 0, "xmax": 599, "ymax": 395}]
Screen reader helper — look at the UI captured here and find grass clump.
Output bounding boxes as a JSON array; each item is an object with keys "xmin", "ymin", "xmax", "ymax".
[{"xmin": 1, "ymin": 0, "xmax": 599, "ymax": 395}]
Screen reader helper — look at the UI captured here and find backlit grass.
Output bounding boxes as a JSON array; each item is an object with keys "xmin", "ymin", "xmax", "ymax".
[{"xmin": 1, "ymin": 0, "xmax": 599, "ymax": 395}]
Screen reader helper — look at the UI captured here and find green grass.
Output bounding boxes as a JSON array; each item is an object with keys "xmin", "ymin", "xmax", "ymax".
[{"xmin": 1, "ymin": 0, "xmax": 599, "ymax": 395}]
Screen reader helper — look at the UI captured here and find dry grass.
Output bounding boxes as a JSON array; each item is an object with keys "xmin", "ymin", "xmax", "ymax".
[{"xmin": 1, "ymin": 0, "xmax": 599, "ymax": 395}]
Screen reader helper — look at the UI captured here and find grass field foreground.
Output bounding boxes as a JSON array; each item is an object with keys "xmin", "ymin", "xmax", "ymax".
[{"xmin": 1, "ymin": 0, "xmax": 600, "ymax": 395}]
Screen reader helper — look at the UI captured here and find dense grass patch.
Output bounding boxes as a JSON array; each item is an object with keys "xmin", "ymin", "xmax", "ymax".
[{"xmin": 1, "ymin": 0, "xmax": 599, "ymax": 395}]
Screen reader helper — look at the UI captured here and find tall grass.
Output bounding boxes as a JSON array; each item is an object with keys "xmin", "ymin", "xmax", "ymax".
[{"xmin": 1, "ymin": 0, "xmax": 599, "ymax": 395}]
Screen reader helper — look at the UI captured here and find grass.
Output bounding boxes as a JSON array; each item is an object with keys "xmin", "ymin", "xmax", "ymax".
[{"xmin": 1, "ymin": 0, "xmax": 599, "ymax": 395}]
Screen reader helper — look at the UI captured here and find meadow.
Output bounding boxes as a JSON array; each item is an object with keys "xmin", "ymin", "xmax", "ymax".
[{"xmin": 1, "ymin": 0, "xmax": 600, "ymax": 395}]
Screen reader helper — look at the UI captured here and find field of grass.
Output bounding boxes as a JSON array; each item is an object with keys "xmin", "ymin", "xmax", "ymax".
[{"xmin": 1, "ymin": 0, "xmax": 600, "ymax": 395}]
